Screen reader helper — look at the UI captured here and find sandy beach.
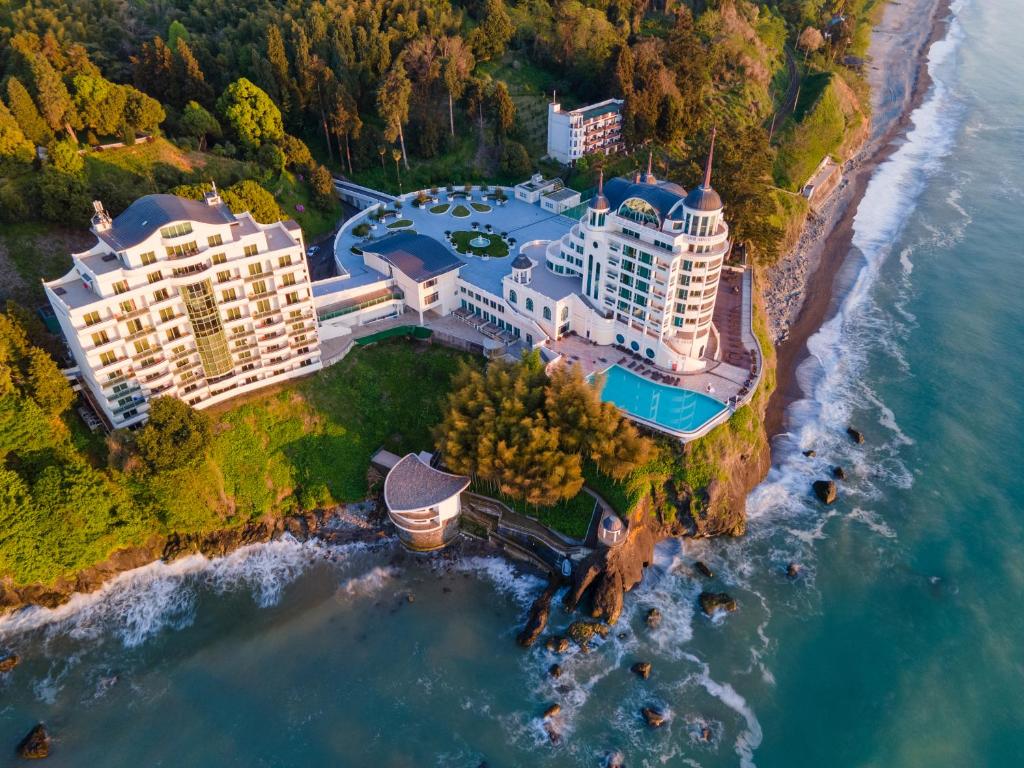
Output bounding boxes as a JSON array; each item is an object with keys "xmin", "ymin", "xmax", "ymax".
[{"xmin": 764, "ymin": 0, "xmax": 952, "ymax": 438}]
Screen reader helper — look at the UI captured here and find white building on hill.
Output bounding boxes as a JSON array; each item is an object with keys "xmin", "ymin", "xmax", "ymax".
[
  {"xmin": 44, "ymin": 187, "xmax": 321, "ymax": 428},
  {"xmin": 547, "ymin": 98, "xmax": 625, "ymax": 164}
]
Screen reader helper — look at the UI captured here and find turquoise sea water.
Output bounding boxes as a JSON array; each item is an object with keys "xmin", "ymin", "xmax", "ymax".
[
  {"xmin": 3, "ymin": 1, "xmax": 1023, "ymax": 764},
  {"xmin": 596, "ymin": 364, "xmax": 728, "ymax": 435}
]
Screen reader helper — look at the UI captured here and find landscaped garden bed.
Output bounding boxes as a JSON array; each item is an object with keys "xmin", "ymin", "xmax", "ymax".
[
  {"xmin": 386, "ymin": 219, "xmax": 413, "ymax": 229},
  {"xmin": 450, "ymin": 231, "xmax": 509, "ymax": 258},
  {"xmin": 471, "ymin": 202, "xmax": 492, "ymax": 213},
  {"xmin": 429, "ymin": 203, "xmax": 450, "ymax": 214},
  {"xmin": 451, "ymin": 204, "xmax": 471, "ymax": 218}
]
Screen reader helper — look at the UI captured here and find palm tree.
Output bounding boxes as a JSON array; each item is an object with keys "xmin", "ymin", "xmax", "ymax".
[{"xmin": 391, "ymin": 148, "xmax": 403, "ymax": 193}]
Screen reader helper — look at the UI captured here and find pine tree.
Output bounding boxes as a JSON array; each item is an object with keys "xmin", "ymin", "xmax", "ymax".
[
  {"xmin": 377, "ymin": 58, "xmax": 412, "ymax": 170},
  {"xmin": 5, "ymin": 77, "xmax": 52, "ymax": 146},
  {"xmin": 441, "ymin": 36, "xmax": 475, "ymax": 137},
  {"xmin": 132, "ymin": 37, "xmax": 174, "ymax": 104},
  {"xmin": 172, "ymin": 38, "xmax": 214, "ymax": 108},
  {"xmin": 27, "ymin": 51, "xmax": 77, "ymax": 140},
  {"xmin": 0, "ymin": 97, "xmax": 35, "ymax": 169},
  {"xmin": 265, "ymin": 25, "xmax": 294, "ymax": 117}
]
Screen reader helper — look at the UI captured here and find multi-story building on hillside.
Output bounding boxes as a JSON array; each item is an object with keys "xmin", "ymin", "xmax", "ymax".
[
  {"xmin": 44, "ymin": 187, "xmax": 321, "ymax": 428},
  {"xmin": 546, "ymin": 98, "xmax": 625, "ymax": 164}
]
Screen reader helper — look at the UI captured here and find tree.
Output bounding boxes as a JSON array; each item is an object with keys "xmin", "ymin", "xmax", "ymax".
[
  {"xmin": 469, "ymin": 0, "xmax": 514, "ymax": 61},
  {"xmin": 489, "ymin": 81, "xmax": 516, "ymax": 141},
  {"xmin": 27, "ymin": 348, "xmax": 73, "ymax": 417},
  {"xmin": 377, "ymin": 60, "xmax": 411, "ymax": 170},
  {"xmin": 6, "ymin": 77, "xmax": 52, "ymax": 146},
  {"xmin": 798, "ymin": 27, "xmax": 825, "ymax": 53},
  {"xmin": 132, "ymin": 37, "xmax": 174, "ymax": 104},
  {"xmin": 167, "ymin": 20, "xmax": 190, "ymax": 51},
  {"xmin": 220, "ymin": 180, "xmax": 283, "ymax": 223},
  {"xmin": 326, "ymin": 84, "xmax": 361, "ymax": 175},
  {"xmin": 279, "ymin": 134, "xmax": 314, "ymax": 171},
  {"xmin": 441, "ymin": 36, "xmax": 475, "ymax": 137},
  {"xmin": 172, "ymin": 38, "xmax": 214, "ymax": 108},
  {"xmin": 308, "ymin": 164, "xmax": 335, "ymax": 209},
  {"xmin": 121, "ymin": 87, "xmax": 165, "ymax": 135},
  {"xmin": 0, "ymin": 98, "xmax": 34, "ymax": 171},
  {"xmin": 26, "ymin": 52, "xmax": 77, "ymax": 140},
  {"xmin": 71, "ymin": 74, "xmax": 127, "ymax": 138},
  {"xmin": 217, "ymin": 78, "xmax": 284, "ymax": 151},
  {"xmin": 180, "ymin": 101, "xmax": 221, "ymax": 150},
  {"xmin": 265, "ymin": 26, "xmax": 296, "ymax": 118},
  {"xmin": 257, "ymin": 142, "xmax": 286, "ymax": 175},
  {"xmin": 500, "ymin": 141, "xmax": 531, "ymax": 176},
  {"xmin": 134, "ymin": 397, "xmax": 211, "ymax": 473}
]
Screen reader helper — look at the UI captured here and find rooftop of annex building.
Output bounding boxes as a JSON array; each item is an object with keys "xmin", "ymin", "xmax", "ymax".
[{"xmin": 333, "ymin": 186, "xmax": 577, "ymax": 297}]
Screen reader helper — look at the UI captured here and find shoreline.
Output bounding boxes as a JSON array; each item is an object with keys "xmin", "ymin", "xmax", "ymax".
[{"xmin": 764, "ymin": 0, "xmax": 953, "ymax": 439}]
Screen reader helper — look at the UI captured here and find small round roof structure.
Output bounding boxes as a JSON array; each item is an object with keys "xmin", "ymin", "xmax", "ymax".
[
  {"xmin": 511, "ymin": 252, "xmax": 534, "ymax": 270},
  {"xmin": 602, "ymin": 515, "xmax": 624, "ymax": 533},
  {"xmin": 684, "ymin": 185, "xmax": 723, "ymax": 212},
  {"xmin": 384, "ymin": 454, "xmax": 470, "ymax": 513}
]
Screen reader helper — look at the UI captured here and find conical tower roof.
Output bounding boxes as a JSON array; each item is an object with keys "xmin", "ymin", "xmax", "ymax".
[
  {"xmin": 591, "ymin": 170, "xmax": 610, "ymax": 211},
  {"xmin": 684, "ymin": 128, "xmax": 723, "ymax": 212}
]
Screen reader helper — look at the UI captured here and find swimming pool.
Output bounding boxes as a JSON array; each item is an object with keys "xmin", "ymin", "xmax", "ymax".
[{"xmin": 594, "ymin": 365, "xmax": 729, "ymax": 437}]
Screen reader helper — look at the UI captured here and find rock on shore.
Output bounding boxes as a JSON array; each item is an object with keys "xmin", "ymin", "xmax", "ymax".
[
  {"xmin": 641, "ymin": 707, "xmax": 666, "ymax": 728},
  {"xmin": 699, "ymin": 592, "xmax": 737, "ymax": 616},
  {"xmin": 813, "ymin": 480, "xmax": 838, "ymax": 505},
  {"xmin": 0, "ymin": 653, "xmax": 20, "ymax": 673},
  {"xmin": 517, "ymin": 581, "xmax": 558, "ymax": 647},
  {"xmin": 631, "ymin": 661, "xmax": 652, "ymax": 679}
]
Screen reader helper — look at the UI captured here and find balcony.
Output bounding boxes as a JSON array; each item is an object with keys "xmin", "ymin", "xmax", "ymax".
[
  {"xmin": 170, "ymin": 262, "xmax": 210, "ymax": 277},
  {"xmin": 124, "ymin": 326, "xmax": 155, "ymax": 343},
  {"xmin": 114, "ymin": 305, "xmax": 150, "ymax": 321},
  {"xmin": 317, "ymin": 290, "xmax": 405, "ymax": 322},
  {"xmin": 135, "ymin": 355, "xmax": 166, "ymax": 372},
  {"xmin": 243, "ymin": 272, "xmax": 268, "ymax": 283},
  {"xmin": 102, "ymin": 371, "xmax": 135, "ymax": 389}
]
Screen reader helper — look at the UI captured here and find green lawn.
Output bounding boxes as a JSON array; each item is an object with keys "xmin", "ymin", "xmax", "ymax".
[
  {"xmin": 450, "ymin": 231, "xmax": 509, "ymax": 258},
  {"xmin": 473, "ymin": 483, "xmax": 595, "ymax": 541},
  {"xmin": 429, "ymin": 203, "xmax": 450, "ymax": 214},
  {"xmin": 386, "ymin": 219, "xmax": 413, "ymax": 229},
  {"xmin": 471, "ymin": 202, "xmax": 491, "ymax": 213},
  {"xmin": 451, "ymin": 204, "xmax": 471, "ymax": 218},
  {"xmin": 212, "ymin": 340, "xmax": 473, "ymax": 507},
  {"xmin": 269, "ymin": 170, "xmax": 341, "ymax": 240}
]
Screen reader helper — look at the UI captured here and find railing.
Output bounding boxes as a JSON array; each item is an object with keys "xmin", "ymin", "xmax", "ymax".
[{"xmin": 318, "ymin": 291, "xmax": 404, "ymax": 322}]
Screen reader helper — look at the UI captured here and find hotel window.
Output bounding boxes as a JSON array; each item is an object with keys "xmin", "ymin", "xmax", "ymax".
[
  {"xmin": 225, "ymin": 307, "xmax": 242, "ymax": 321},
  {"xmin": 673, "ymin": 317, "xmax": 683, "ymax": 327},
  {"xmin": 542, "ymin": 306, "xmax": 552, "ymax": 321},
  {"xmin": 682, "ymin": 260, "xmax": 693, "ymax": 271},
  {"xmin": 166, "ymin": 327, "xmax": 182, "ymax": 342},
  {"xmin": 134, "ymin": 339, "xmax": 151, "ymax": 355},
  {"xmin": 424, "ymin": 292, "xmax": 439, "ymax": 305},
  {"xmin": 248, "ymin": 262, "xmax": 264, "ymax": 276},
  {"xmin": 278, "ymin": 255, "xmax": 293, "ymax": 268},
  {"xmin": 91, "ymin": 330, "xmax": 110, "ymax": 346},
  {"xmin": 525, "ymin": 298, "xmax": 534, "ymax": 312},
  {"xmin": 125, "ymin": 318, "xmax": 143, "ymax": 334},
  {"xmin": 222, "ymin": 288, "xmax": 237, "ymax": 302},
  {"xmin": 244, "ymin": 244, "xmax": 259, "ymax": 257},
  {"xmin": 281, "ymin": 274, "xmax": 296, "ymax": 287},
  {"xmin": 256, "ymin": 299, "xmax": 272, "ymax": 314},
  {"xmin": 250, "ymin": 280, "xmax": 267, "ymax": 296},
  {"xmin": 160, "ymin": 222, "xmax": 193, "ymax": 239},
  {"xmin": 621, "ymin": 275, "xmax": 633, "ymax": 287},
  {"xmin": 165, "ymin": 241, "xmax": 199, "ymax": 258},
  {"xmin": 112, "ymin": 280, "xmax": 129, "ymax": 295},
  {"xmin": 83, "ymin": 311, "xmax": 102, "ymax": 326},
  {"xmin": 153, "ymin": 287, "xmax": 170, "ymax": 302},
  {"xmin": 508, "ymin": 290, "xmax": 517, "ymax": 304},
  {"xmin": 147, "ymin": 270, "xmax": 163, "ymax": 284},
  {"xmin": 288, "ymin": 310, "xmax": 302, "ymax": 319},
  {"xmin": 560, "ymin": 306, "xmax": 569, "ymax": 321},
  {"xmin": 636, "ymin": 281, "xmax": 649, "ymax": 294},
  {"xmin": 99, "ymin": 350, "xmax": 117, "ymax": 366},
  {"xmin": 211, "ymin": 252, "xmax": 226, "ymax": 264},
  {"xmin": 159, "ymin": 308, "xmax": 175, "ymax": 323},
  {"xmin": 208, "ymin": 234, "xmax": 224, "ymax": 247},
  {"xmin": 637, "ymin": 266, "xmax": 651, "ymax": 280},
  {"xmin": 140, "ymin": 251, "xmax": 156, "ymax": 265},
  {"xmin": 118, "ymin": 299, "xmax": 136, "ymax": 314},
  {"xmin": 285, "ymin": 291, "xmax": 300, "ymax": 305},
  {"xmin": 638, "ymin": 251, "xmax": 653, "ymax": 265},
  {"xmin": 217, "ymin": 270, "xmax": 232, "ymax": 283}
]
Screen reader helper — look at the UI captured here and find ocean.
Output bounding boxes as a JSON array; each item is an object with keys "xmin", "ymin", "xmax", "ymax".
[{"xmin": 3, "ymin": 1, "xmax": 1022, "ymax": 764}]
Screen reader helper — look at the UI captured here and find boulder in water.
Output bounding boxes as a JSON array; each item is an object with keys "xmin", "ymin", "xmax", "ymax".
[
  {"xmin": 545, "ymin": 636, "xmax": 570, "ymax": 654},
  {"xmin": 813, "ymin": 480, "xmax": 837, "ymax": 504},
  {"xmin": 645, "ymin": 608, "xmax": 662, "ymax": 629},
  {"xmin": 631, "ymin": 661, "xmax": 652, "ymax": 679},
  {"xmin": 567, "ymin": 620, "xmax": 609, "ymax": 651},
  {"xmin": 694, "ymin": 561, "xmax": 714, "ymax": 579},
  {"xmin": 544, "ymin": 721, "xmax": 561, "ymax": 745},
  {"xmin": 847, "ymin": 427, "xmax": 865, "ymax": 444},
  {"xmin": 786, "ymin": 563, "xmax": 802, "ymax": 579},
  {"xmin": 518, "ymin": 583, "xmax": 556, "ymax": 647},
  {"xmin": 701, "ymin": 726, "xmax": 713, "ymax": 742},
  {"xmin": 17, "ymin": 724, "xmax": 49, "ymax": 759},
  {"xmin": 803, "ymin": 449, "xmax": 816, "ymax": 457},
  {"xmin": 543, "ymin": 703, "xmax": 561, "ymax": 719},
  {"xmin": 548, "ymin": 663, "xmax": 562, "ymax": 678},
  {"xmin": 699, "ymin": 592, "xmax": 737, "ymax": 616},
  {"xmin": 605, "ymin": 750, "xmax": 627, "ymax": 768},
  {"xmin": 641, "ymin": 707, "xmax": 666, "ymax": 728},
  {"xmin": 833, "ymin": 466, "xmax": 848, "ymax": 481},
  {"xmin": 0, "ymin": 653, "xmax": 19, "ymax": 673}
]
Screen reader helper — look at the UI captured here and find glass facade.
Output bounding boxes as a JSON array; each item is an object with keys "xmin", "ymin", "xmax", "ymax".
[{"xmin": 180, "ymin": 279, "xmax": 233, "ymax": 379}]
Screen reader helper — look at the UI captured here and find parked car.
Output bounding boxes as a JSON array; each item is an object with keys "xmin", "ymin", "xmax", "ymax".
[{"xmin": 306, "ymin": 245, "xmax": 320, "ymax": 256}]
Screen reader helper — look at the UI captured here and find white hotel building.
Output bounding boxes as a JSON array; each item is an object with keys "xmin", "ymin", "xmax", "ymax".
[
  {"xmin": 546, "ymin": 98, "xmax": 626, "ymax": 164},
  {"xmin": 44, "ymin": 187, "xmax": 321, "ymax": 428},
  {"xmin": 326, "ymin": 137, "xmax": 728, "ymax": 375}
]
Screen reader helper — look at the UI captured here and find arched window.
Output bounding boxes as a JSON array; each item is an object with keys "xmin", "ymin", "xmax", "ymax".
[
  {"xmin": 645, "ymin": 348, "xmax": 655, "ymax": 359},
  {"xmin": 560, "ymin": 306, "xmax": 569, "ymax": 321},
  {"xmin": 618, "ymin": 198, "xmax": 660, "ymax": 228},
  {"xmin": 509, "ymin": 289, "xmax": 517, "ymax": 305},
  {"xmin": 543, "ymin": 306, "xmax": 552, "ymax": 321},
  {"xmin": 615, "ymin": 333, "xmax": 625, "ymax": 344},
  {"xmin": 526, "ymin": 297, "xmax": 534, "ymax": 312}
]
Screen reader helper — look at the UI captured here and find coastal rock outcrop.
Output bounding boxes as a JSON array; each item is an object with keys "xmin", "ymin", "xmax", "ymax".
[
  {"xmin": 833, "ymin": 466, "xmax": 848, "ymax": 481},
  {"xmin": 694, "ymin": 561, "xmax": 714, "ymax": 579},
  {"xmin": 645, "ymin": 608, "xmax": 662, "ymax": 629},
  {"xmin": 641, "ymin": 707, "xmax": 666, "ymax": 728},
  {"xmin": 631, "ymin": 661, "xmax": 652, "ymax": 679},
  {"xmin": 548, "ymin": 664, "xmax": 562, "ymax": 678},
  {"xmin": 813, "ymin": 480, "xmax": 838, "ymax": 505},
  {"xmin": 545, "ymin": 636, "xmax": 570, "ymax": 654},
  {"xmin": 517, "ymin": 581, "xmax": 558, "ymax": 648},
  {"xmin": 17, "ymin": 724, "xmax": 49, "ymax": 759},
  {"xmin": 543, "ymin": 703, "xmax": 561, "ymax": 719},
  {"xmin": 699, "ymin": 592, "xmax": 737, "ymax": 616},
  {"xmin": 847, "ymin": 427, "xmax": 865, "ymax": 444},
  {"xmin": 567, "ymin": 620, "xmax": 609, "ymax": 651},
  {"xmin": 786, "ymin": 563, "xmax": 803, "ymax": 579},
  {"xmin": 0, "ymin": 653, "xmax": 20, "ymax": 673}
]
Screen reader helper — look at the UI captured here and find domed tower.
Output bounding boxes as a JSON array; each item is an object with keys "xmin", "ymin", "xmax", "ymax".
[
  {"xmin": 511, "ymin": 251, "xmax": 534, "ymax": 284},
  {"xmin": 581, "ymin": 170, "xmax": 610, "ymax": 302},
  {"xmin": 682, "ymin": 127, "xmax": 724, "ymax": 236},
  {"xmin": 585, "ymin": 169, "xmax": 610, "ymax": 230}
]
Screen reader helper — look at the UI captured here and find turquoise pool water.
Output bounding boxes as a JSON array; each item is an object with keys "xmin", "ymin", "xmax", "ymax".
[{"xmin": 595, "ymin": 364, "xmax": 728, "ymax": 435}]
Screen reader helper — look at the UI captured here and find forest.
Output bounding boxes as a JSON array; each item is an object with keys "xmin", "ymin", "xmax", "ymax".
[{"xmin": 1, "ymin": 0, "xmax": 877, "ymax": 265}]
